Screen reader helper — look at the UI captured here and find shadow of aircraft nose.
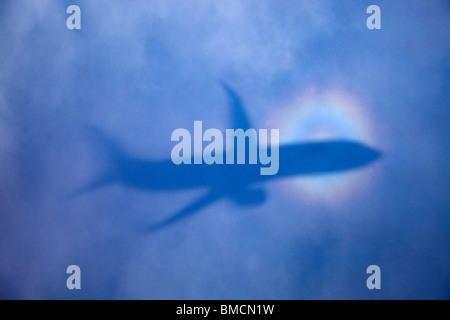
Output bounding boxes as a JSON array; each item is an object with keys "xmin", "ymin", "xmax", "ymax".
[
  {"xmin": 366, "ymin": 147, "xmax": 382, "ymax": 164},
  {"xmin": 277, "ymin": 141, "xmax": 382, "ymax": 177},
  {"xmin": 340, "ymin": 142, "xmax": 382, "ymax": 169}
]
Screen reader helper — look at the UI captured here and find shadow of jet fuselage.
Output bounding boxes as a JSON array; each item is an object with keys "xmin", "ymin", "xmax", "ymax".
[
  {"xmin": 76, "ymin": 84, "xmax": 382, "ymax": 232},
  {"xmin": 78, "ymin": 134, "xmax": 381, "ymax": 232},
  {"xmin": 111, "ymin": 141, "xmax": 380, "ymax": 192}
]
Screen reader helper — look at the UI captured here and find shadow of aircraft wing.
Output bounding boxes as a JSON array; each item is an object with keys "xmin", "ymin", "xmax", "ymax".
[
  {"xmin": 147, "ymin": 191, "xmax": 224, "ymax": 233},
  {"xmin": 220, "ymin": 81, "xmax": 252, "ymax": 130}
]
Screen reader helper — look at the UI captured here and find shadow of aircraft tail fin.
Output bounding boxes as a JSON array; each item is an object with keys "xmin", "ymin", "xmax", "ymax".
[
  {"xmin": 85, "ymin": 126, "xmax": 127, "ymax": 162},
  {"xmin": 69, "ymin": 176, "xmax": 114, "ymax": 197},
  {"xmin": 69, "ymin": 127, "xmax": 128, "ymax": 197}
]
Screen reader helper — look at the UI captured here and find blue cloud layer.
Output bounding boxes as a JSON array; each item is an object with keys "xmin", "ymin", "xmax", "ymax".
[{"xmin": 0, "ymin": 0, "xmax": 449, "ymax": 299}]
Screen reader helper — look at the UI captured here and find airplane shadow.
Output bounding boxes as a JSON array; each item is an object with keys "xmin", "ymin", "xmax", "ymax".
[{"xmin": 73, "ymin": 84, "xmax": 382, "ymax": 233}]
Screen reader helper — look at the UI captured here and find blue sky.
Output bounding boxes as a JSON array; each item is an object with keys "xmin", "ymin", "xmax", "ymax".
[{"xmin": 0, "ymin": 0, "xmax": 449, "ymax": 299}]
